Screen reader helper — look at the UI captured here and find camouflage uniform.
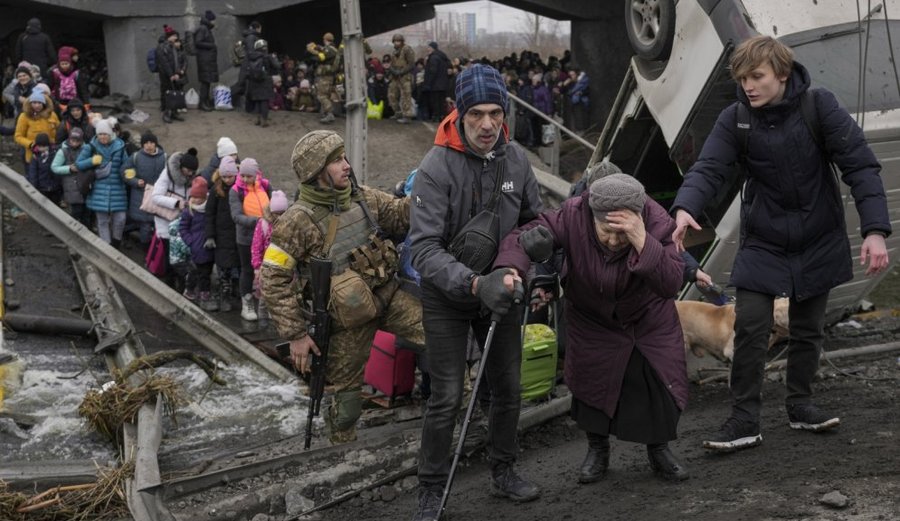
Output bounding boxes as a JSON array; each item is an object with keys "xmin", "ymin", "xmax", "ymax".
[
  {"xmin": 387, "ymin": 37, "xmax": 416, "ymax": 119},
  {"xmin": 308, "ymin": 35, "xmax": 339, "ymax": 119},
  {"xmin": 261, "ymin": 130, "xmax": 423, "ymax": 444}
]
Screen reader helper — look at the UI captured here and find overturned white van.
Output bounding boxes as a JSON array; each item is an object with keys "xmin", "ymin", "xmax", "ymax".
[{"xmin": 604, "ymin": 0, "xmax": 900, "ymax": 321}]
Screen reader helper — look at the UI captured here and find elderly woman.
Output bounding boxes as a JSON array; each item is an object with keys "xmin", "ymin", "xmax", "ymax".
[{"xmin": 495, "ymin": 173, "xmax": 689, "ymax": 482}]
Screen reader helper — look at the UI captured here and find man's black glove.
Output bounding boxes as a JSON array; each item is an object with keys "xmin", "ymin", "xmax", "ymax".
[
  {"xmin": 519, "ymin": 225, "xmax": 554, "ymax": 263},
  {"xmin": 475, "ymin": 268, "xmax": 517, "ymax": 317}
]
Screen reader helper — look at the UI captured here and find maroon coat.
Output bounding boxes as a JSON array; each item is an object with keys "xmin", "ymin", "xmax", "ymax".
[{"xmin": 496, "ymin": 193, "xmax": 688, "ymax": 416}]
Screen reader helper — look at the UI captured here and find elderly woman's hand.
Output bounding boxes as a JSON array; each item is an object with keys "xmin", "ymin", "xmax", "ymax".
[{"xmin": 605, "ymin": 209, "xmax": 646, "ymax": 253}]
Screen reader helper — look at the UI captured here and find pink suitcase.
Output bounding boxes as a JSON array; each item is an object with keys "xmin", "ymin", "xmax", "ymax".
[{"xmin": 364, "ymin": 330, "xmax": 416, "ymax": 399}]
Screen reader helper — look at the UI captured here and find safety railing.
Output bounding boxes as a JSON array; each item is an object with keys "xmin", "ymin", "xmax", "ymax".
[{"xmin": 506, "ymin": 92, "xmax": 595, "ymax": 177}]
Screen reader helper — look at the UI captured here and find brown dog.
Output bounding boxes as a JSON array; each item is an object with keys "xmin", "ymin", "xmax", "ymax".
[
  {"xmin": 675, "ymin": 299, "xmax": 790, "ymax": 362},
  {"xmin": 675, "ymin": 301, "xmax": 736, "ymax": 362}
]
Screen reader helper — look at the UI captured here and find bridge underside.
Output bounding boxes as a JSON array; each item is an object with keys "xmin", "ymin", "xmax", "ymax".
[{"xmin": 2, "ymin": 0, "xmax": 628, "ymax": 137}]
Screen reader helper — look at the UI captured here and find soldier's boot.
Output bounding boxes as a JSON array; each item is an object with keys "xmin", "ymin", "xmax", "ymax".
[
  {"xmin": 255, "ymin": 115, "xmax": 261, "ymax": 126},
  {"xmin": 219, "ymin": 277, "xmax": 233, "ymax": 312},
  {"xmin": 199, "ymin": 291, "xmax": 219, "ymax": 312},
  {"xmin": 260, "ymin": 115, "xmax": 269, "ymax": 128},
  {"xmin": 320, "ymin": 112, "xmax": 335, "ymax": 124},
  {"xmin": 326, "ymin": 389, "xmax": 363, "ymax": 445},
  {"xmin": 240, "ymin": 294, "xmax": 258, "ymax": 321},
  {"xmin": 257, "ymin": 298, "xmax": 269, "ymax": 322}
]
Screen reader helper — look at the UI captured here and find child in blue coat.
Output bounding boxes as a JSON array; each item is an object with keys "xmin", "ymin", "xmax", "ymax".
[
  {"xmin": 27, "ymin": 132, "xmax": 62, "ymax": 205},
  {"xmin": 179, "ymin": 176, "xmax": 217, "ymax": 311}
]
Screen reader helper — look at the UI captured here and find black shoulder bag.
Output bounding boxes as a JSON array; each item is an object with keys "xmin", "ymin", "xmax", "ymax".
[{"xmin": 448, "ymin": 154, "xmax": 506, "ymax": 274}]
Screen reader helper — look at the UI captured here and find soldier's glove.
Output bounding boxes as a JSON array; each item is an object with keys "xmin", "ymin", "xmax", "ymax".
[
  {"xmin": 519, "ymin": 225, "xmax": 554, "ymax": 263},
  {"xmin": 306, "ymin": 42, "xmax": 318, "ymax": 53},
  {"xmin": 475, "ymin": 268, "xmax": 517, "ymax": 317},
  {"xmin": 203, "ymin": 238, "xmax": 216, "ymax": 249}
]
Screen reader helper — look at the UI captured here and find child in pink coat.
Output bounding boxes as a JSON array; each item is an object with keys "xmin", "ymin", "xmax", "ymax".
[{"xmin": 251, "ymin": 189, "xmax": 288, "ymax": 320}]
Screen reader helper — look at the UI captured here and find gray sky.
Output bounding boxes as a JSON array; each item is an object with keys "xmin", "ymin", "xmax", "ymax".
[{"xmin": 436, "ymin": 1, "xmax": 571, "ymax": 34}]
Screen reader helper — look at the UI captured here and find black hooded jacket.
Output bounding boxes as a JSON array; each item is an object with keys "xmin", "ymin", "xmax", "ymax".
[
  {"xmin": 14, "ymin": 18, "xmax": 56, "ymax": 78},
  {"xmin": 671, "ymin": 62, "xmax": 891, "ymax": 300}
]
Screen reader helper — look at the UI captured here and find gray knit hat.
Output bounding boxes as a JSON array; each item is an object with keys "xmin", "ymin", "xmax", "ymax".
[
  {"xmin": 582, "ymin": 161, "xmax": 623, "ymax": 188},
  {"xmin": 589, "ymin": 173, "xmax": 645, "ymax": 221}
]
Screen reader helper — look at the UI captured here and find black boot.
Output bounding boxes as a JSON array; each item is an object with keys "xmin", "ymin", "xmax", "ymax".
[
  {"xmin": 110, "ymin": 238, "xmax": 122, "ymax": 250},
  {"xmin": 219, "ymin": 276, "xmax": 233, "ymax": 312},
  {"xmin": 578, "ymin": 432, "xmax": 610, "ymax": 483},
  {"xmin": 647, "ymin": 443, "xmax": 689, "ymax": 481},
  {"xmin": 162, "ymin": 110, "xmax": 173, "ymax": 123},
  {"xmin": 489, "ymin": 462, "xmax": 540, "ymax": 502}
]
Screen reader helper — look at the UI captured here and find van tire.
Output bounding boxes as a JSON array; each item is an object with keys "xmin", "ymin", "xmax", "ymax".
[{"xmin": 625, "ymin": 0, "xmax": 676, "ymax": 61}]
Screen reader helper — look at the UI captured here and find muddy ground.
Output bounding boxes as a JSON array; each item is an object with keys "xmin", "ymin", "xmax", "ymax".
[{"xmin": 2, "ymin": 102, "xmax": 900, "ymax": 521}]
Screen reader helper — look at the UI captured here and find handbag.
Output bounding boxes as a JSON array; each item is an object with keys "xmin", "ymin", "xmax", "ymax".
[
  {"xmin": 75, "ymin": 168, "xmax": 96, "ymax": 197},
  {"xmin": 145, "ymin": 234, "xmax": 167, "ymax": 276},
  {"xmin": 165, "ymin": 89, "xmax": 187, "ymax": 110},
  {"xmin": 140, "ymin": 184, "xmax": 183, "ymax": 221},
  {"xmin": 448, "ymin": 155, "xmax": 506, "ymax": 274}
]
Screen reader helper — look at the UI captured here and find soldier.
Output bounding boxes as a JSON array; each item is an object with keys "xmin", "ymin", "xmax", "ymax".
[
  {"xmin": 307, "ymin": 33, "xmax": 339, "ymax": 124},
  {"xmin": 260, "ymin": 130, "xmax": 424, "ymax": 444},
  {"xmin": 387, "ymin": 34, "xmax": 416, "ymax": 124}
]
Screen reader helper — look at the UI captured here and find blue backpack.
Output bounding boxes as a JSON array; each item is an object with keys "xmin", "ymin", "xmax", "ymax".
[{"xmin": 147, "ymin": 48, "xmax": 158, "ymax": 73}]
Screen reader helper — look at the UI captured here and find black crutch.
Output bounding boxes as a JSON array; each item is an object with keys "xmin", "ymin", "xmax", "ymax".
[{"xmin": 438, "ymin": 280, "xmax": 524, "ymax": 518}]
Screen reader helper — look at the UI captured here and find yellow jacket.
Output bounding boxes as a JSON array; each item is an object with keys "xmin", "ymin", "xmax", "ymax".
[{"xmin": 14, "ymin": 100, "xmax": 60, "ymax": 163}]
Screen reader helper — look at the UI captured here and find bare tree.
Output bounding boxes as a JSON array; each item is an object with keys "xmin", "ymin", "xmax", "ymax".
[{"xmin": 516, "ymin": 12, "xmax": 561, "ymax": 49}]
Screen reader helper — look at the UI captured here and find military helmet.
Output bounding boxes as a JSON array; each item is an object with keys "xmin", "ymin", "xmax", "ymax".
[
  {"xmin": 323, "ymin": 32, "xmax": 335, "ymax": 43},
  {"xmin": 254, "ymin": 38, "xmax": 268, "ymax": 50},
  {"xmin": 392, "ymin": 33, "xmax": 404, "ymax": 43},
  {"xmin": 291, "ymin": 130, "xmax": 345, "ymax": 183}
]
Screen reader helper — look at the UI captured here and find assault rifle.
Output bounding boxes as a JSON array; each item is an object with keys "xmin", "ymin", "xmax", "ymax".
[{"xmin": 304, "ymin": 256, "xmax": 333, "ymax": 450}]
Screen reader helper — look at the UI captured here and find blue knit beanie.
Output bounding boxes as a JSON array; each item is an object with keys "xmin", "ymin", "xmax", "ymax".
[
  {"xmin": 455, "ymin": 64, "xmax": 508, "ymax": 116},
  {"xmin": 28, "ymin": 90, "xmax": 46, "ymax": 105}
]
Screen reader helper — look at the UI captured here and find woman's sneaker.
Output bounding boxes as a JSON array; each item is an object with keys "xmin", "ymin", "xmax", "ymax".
[
  {"xmin": 702, "ymin": 417, "xmax": 762, "ymax": 452},
  {"xmin": 787, "ymin": 404, "xmax": 840, "ymax": 432}
]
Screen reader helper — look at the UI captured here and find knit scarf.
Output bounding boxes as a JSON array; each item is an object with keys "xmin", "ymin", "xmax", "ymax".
[{"xmin": 299, "ymin": 184, "xmax": 351, "ymax": 211}]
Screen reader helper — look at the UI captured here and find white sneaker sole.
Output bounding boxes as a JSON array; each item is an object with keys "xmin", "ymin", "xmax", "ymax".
[
  {"xmin": 789, "ymin": 417, "xmax": 840, "ymax": 432},
  {"xmin": 702, "ymin": 434, "xmax": 763, "ymax": 452}
]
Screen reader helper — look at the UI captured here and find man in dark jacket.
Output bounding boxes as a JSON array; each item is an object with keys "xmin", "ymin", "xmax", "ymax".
[
  {"xmin": 408, "ymin": 64, "xmax": 544, "ymax": 521},
  {"xmin": 157, "ymin": 25, "xmax": 187, "ymax": 123},
  {"xmin": 194, "ymin": 10, "xmax": 219, "ymax": 112},
  {"xmin": 14, "ymin": 18, "xmax": 55, "ymax": 79},
  {"xmin": 671, "ymin": 36, "xmax": 891, "ymax": 453},
  {"xmin": 422, "ymin": 41, "xmax": 450, "ymax": 123}
]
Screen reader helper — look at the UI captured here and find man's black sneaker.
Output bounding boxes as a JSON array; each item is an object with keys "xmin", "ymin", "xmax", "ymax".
[
  {"xmin": 489, "ymin": 464, "xmax": 541, "ymax": 502},
  {"xmin": 787, "ymin": 404, "xmax": 840, "ymax": 432},
  {"xmin": 702, "ymin": 417, "xmax": 762, "ymax": 452},
  {"xmin": 411, "ymin": 486, "xmax": 442, "ymax": 521}
]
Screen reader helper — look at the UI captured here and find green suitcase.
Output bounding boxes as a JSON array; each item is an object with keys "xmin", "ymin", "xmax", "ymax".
[{"xmin": 521, "ymin": 323, "xmax": 558, "ymax": 400}]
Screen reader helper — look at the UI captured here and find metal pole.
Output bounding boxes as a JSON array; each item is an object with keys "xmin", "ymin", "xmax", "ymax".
[
  {"xmin": 341, "ymin": 0, "xmax": 368, "ymax": 184},
  {"xmin": 508, "ymin": 98, "xmax": 517, "ymax": 138}
]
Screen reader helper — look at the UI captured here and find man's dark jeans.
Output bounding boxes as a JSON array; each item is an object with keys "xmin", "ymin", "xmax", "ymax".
[
  {"xmin": 731, "ymin": 288, "xmax": 828, "ymax": 423},
  {"xmin": 417, "ymin": 285, "xmax": 523, "ymax": 487}
]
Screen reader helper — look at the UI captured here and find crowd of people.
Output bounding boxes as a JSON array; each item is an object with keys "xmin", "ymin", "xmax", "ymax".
[{"xmin": 1, "ymin": 15, "xmax": 889, "ymax": 521}]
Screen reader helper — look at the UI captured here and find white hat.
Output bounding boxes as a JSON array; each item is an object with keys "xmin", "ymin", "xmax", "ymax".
[
  {"xmin": 217, "ymin": 137, "xmax": 238, "ymax": 158},
  {"xmin": 94, "ymin": 118, "xmax": 114, "ymax": 136}
]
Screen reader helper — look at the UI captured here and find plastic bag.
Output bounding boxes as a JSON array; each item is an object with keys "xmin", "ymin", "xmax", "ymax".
[
  {"xmin": 184, "ymin": 88, "xmax": 200, "ymax": 109},
  {"xmin": 213, "ymin": 84, "xmax": 233, "ymax": 110},
  {"xmin": 541, "ymin": 124, "xmax": 556, "ymax": 146},
  {"xmin": 366, "ymin": 98, "xmax": 384, "ymax": 120}
]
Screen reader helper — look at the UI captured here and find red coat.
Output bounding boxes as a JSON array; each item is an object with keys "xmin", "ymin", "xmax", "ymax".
[{"xmin": 496, "ymin": 192, "xmax": 688, "ymax": 416}]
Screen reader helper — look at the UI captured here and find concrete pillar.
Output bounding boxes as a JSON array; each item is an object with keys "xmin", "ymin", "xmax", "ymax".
[
  {"xmin": 103, "ymin": 15, "xmax": 244, "ymax": 101},
  {"xmin": 570, "ymin": 14, "xmax": 632, "ymax": 132}
]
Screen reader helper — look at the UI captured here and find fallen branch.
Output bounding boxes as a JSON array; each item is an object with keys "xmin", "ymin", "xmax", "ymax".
[{"xmin": 117, "ymin": 349, "xmax": 226, "ymax": 386}]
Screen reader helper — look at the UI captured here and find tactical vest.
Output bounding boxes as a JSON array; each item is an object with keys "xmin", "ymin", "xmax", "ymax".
[{"xmin": 295, "ymin": 197, "xmax": 398, "ymax": 289}]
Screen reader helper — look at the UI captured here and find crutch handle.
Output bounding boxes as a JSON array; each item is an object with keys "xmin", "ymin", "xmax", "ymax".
[{"xmin": 491, "ymin": 280, "xmax": 525, "ymax": 323}]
